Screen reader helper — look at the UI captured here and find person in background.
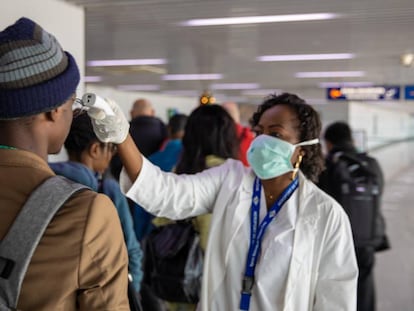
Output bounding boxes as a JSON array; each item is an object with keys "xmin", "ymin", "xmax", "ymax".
[
  {"xmin": 0, "ymin": 17, "xmax": 129, "ymax": 310},
  {"xmin": 152, "ymin": 105, "xmax": 240, "ymax": 311},
  {"xmin": 133, "ymin": 113, "xmax": 189, "ymax": 242},
  {"xmin": 222, "ymin": 101, "xmax": 254, "ymax": 166},
  {"xmin": 318, "ymin": 121, "xmax": 389, "ymax": 311},
  {"xmin": 130, "ymin": 98, "xmax": 155, "ymax": 119},
  {"xmin": 149, "ymin": 113, "xmax": 188, "ymax": 172},
  {"xmin": 87, "ymin": 92, "xmax": 358, "ymax": 310},
  {"xmin": 175, "ymin": 105, "xmax": 240, "ymax": 251},
  {"xmin": 110, "ymin": 98, "xmax": 167, "ymax": 180},
  {"xmin": 129, "ymin": 98, "xmax": 168, "ymax": 157},
  {"xmin": 50, "ymin": 112, "xmax": 143, "ymax": 293}
]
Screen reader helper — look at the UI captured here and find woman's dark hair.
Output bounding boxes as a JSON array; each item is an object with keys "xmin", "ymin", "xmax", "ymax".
[
  {"xmin": 175, "ymin": 105, "xmax": 240, "ymax": 174},
  {"xmin": 64, "ymin": 111, "xmax": 98, "ymax": 160},
  {"xmin": 250, "ymin": 93, "xmax": 324, "ymax": 182},
  {"xmin": 168, "ymin": 113, "xmax": 188, "ymax": 135}
]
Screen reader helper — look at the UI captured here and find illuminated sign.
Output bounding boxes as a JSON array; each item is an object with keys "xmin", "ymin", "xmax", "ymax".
[
  {"xmin": 404, "ymin": 85, "xmax": 414, "ymax": 100},
  {"xmin": 327, "ymin": 86, "xmax": 400, "ymax": 100}
]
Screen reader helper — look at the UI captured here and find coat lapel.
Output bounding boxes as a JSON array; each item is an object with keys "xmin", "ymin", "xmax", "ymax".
[
  {"xmin": 283, "ymin": 174, "xmax": 320, "ymax": 309},
  {"xmin": 224, "ymin": 171, "xmax": 255, "ymax": 267}
]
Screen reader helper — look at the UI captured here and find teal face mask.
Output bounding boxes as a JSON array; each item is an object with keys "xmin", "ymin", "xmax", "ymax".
[{"xmin": 247, "ymin": 134, "xmax": 319, "ymax": 180}]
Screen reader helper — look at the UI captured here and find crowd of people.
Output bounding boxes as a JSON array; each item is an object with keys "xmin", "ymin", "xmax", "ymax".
[{"xmin": 0, "ymin": 17, "xmax": 389, "ymax": 311}]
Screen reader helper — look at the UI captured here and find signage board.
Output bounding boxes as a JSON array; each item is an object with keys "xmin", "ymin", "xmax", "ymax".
[
  {"xmin": 404, "ymin": 85, "xmax": 414, "ymax": 100},
  {"xmin": 327, "ymin": 86, "xmax": 400, "ymax": 100}
]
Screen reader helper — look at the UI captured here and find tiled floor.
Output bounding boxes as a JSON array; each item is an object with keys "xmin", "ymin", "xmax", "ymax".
[{"xmin": 376, "ymin": 167, "xmax": 414, "ymax": 311}]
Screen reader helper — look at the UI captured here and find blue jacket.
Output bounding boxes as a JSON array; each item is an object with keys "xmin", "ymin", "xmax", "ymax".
[
  {"xmin": 50, "ymin": 161, "xmax": 143, "ymax": 292},
  {"xmin": 132, "ymin": 139, "xmax": 183, "ymax": 241},
  {"xmin": 149, "ymin": 139, "xmax": 183, "ymax": 172}
]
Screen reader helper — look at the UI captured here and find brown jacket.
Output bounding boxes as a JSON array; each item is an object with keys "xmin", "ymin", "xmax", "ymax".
[{"xmin": 0, "ymin": 149, "xmax": 130, "ymax": 310}]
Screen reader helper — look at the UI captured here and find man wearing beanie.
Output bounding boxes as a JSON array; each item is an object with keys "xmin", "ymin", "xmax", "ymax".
[{"xmin": 0, "ymin": 17, "xmax": 129, "ymax": 310}]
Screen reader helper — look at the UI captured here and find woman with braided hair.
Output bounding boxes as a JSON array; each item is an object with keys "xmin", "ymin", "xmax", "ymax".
[{"xmin": 88, "ymin": 92, "xmax": 358, "ymax": 311}]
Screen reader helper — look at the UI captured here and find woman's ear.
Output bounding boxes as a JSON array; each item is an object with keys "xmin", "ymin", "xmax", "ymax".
[{"xmin": 88, "ymin": 141, "xmax": 101, "ymax": 159}]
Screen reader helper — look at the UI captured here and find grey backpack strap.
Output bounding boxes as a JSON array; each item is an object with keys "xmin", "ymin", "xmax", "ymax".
[{"xmin": 0, "ymin": 176, "xmax": 88, "ymax": 310}]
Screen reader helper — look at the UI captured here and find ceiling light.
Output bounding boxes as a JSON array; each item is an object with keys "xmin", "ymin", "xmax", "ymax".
[
  {"xmin": 161, "ymin": 90, "xmax": 199, "ymax": 96},
  {"xmin": 211, "ymin": 83, "xmax": 260, "ymax": 90},
  {"xmin": 84, "ymin": 76, "xmax": 102, "ymax": 82},
  {"xmin": 117, "ymin": 84, "xmax": 160, "ymax": 91},
  {"xmin": 180, "ymin": 13, "xmax": 338, "ymax": 26},
  {"xmin": 241, "ymin": 89, "xmax": 282, "ymax": 96},
  {"xmin": 224, "ymin": 96, "xmax": 248, "ymax": 102},
  {"xmin": 318, "ymin": 81, "xmax": 374, "ymax": 88},
  {"xmin": 295, "ymin": 71, "xmax": 365, "ymax": 78},
  {"xmin": 162, "ymin": 74, "xmax": 223, "ymax": 81},
  {"xmin": 401, "ymin": 53, "xmax": 414, "ymax": 67},
  {"xmin": 213, "ymin": 94, "xmax": 246, "ymax": 102},
  {"xmin": 257, "ymin": 53, "xmax": 354, "ymax": 62},
  {"xmin": 87, "ymin": 59, "xmax": 167, "ymax": 67}
]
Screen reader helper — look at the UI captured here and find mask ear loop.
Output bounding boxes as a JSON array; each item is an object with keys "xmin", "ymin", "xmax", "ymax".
[
  {"xmin": 291, "ymin": 138, "xmax": 319, "ymax": 180},
  {"xmin": 295, "ymin": 138, "xmax": 319, "ymax": 147}
]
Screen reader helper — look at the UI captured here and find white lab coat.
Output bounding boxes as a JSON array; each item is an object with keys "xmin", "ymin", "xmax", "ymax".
[{"xmin": 121, "ymin": 158, "xmax": 358, "ymax": 311}]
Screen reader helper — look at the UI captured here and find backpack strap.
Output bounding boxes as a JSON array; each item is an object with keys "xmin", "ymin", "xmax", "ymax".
[{"xmin": 0, "ymin": 176, "xmax": 88, "ymax": 309}]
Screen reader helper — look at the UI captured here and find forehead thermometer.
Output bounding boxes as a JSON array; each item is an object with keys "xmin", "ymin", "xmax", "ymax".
[{"xmin": 80, "ymin": 93, "xmax": 115, "ymax": 117}]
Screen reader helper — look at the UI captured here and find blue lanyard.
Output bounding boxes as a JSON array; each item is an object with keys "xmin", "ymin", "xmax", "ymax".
[{"xmin": 239, "ymin": 177, "xmax": 299, "ymax": 311}]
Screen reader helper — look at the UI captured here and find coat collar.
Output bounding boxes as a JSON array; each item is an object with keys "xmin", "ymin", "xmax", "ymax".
[
  {"xmin": 49, "ymin": 161, "xmax": 99, "ymax": 191},
  {"xmin": 225, "ymin": 169, "xmax": 255, "ymax": 259},
  {"xmin": 226, "ymin": 170, "xmax": 319, "ymax": 253},
  {"xmin": 0, "ymin": 148, "xmax": 54, "ymax": 174},
  {"xmin": 225, "ymin": 170, "xmax": 321, "ymax": 308}
]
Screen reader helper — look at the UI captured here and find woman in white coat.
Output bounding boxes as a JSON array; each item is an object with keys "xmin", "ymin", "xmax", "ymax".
[{"xmin": 87, "ymin": 93, "xmax": 358, "ymax": 311}]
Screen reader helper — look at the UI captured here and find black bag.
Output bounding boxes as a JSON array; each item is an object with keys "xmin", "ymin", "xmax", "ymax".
[
  {"xmin": 143, "ymin": 221, "xmax": 203, "ymax": 303},
  {"xmin": 128, "ymin": 279, "xmax": 143, "ymax": 311},
  {"xmin": 140, "ymin": 283, "xmax": 168, "ymax": 311},
  {"xmin": 331, "ymin": 152, "xmax": 385, "ymax": 248}
]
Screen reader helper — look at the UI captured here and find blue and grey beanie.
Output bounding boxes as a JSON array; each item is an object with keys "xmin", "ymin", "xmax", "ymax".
[{"xmin": 0, "ymin": 17, "xmax": 80, "ymax": 119}]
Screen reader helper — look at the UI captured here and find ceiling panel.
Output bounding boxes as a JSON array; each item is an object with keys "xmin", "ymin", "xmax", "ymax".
[{"xmin": 64, "ymin": 0, "xmax": 414, "ymax": 102}]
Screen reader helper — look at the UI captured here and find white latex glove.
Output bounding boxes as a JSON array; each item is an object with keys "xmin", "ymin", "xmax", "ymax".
[{"xmin": 86, "ymin": 97, "xmax": 129, "ymax": 144}]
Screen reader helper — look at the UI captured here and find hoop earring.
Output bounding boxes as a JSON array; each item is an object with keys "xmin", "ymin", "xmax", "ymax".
[{"xmin": 291, "ymin": 154, "xmax": 303, "ymax": 180}]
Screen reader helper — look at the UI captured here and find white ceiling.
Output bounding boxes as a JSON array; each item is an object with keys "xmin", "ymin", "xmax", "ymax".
[{"xmin": 64, "ymin": 0, "xmax": 414, "ymax": 103}]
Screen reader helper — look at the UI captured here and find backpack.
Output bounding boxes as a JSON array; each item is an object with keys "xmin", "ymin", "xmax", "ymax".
[
  {"xmin": 143, "ymin": 220, "xmax": 203, "ymax": 303},
  {"xmin": 330, "ymin": 152, "xmax": 385, "ymax": 248},
  {"xmin": 0, "ymin": 176, "xmax": 88, "ymax": 311}
]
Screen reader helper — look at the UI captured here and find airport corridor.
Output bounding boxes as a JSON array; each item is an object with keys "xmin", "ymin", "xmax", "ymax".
[{"xmin": 377, "ymin": 165, "xmax": 414, "ymax": 311}]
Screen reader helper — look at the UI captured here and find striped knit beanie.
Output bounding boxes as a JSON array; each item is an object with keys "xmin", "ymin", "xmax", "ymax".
[{"xmin": 0, "ymin": 17, "xmax": 80, "ymax": 119}]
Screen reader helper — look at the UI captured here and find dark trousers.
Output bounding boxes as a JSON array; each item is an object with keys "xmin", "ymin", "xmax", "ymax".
[{"xmin": 355, "ymin": 247, "xmax": 376, "ymax": 311}]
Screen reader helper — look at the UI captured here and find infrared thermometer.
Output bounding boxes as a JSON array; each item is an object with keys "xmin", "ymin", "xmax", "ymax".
[{"xmin": 81, "ymin": 93, "xmax": 115, "ymax": 117}]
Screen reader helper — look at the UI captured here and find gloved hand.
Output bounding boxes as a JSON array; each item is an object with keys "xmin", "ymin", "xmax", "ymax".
[{"xmin": 86, "ymin": 97, "xmax": 129, "ymax": 144}]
